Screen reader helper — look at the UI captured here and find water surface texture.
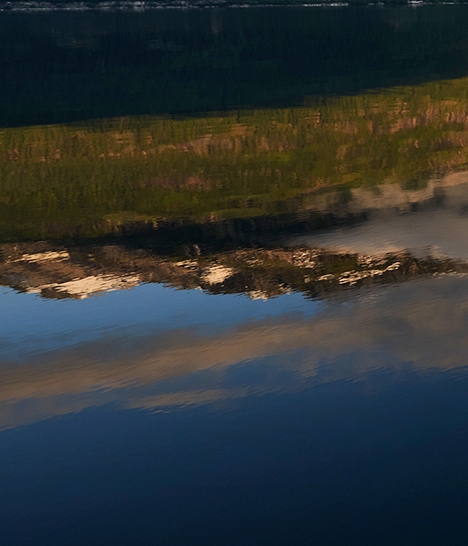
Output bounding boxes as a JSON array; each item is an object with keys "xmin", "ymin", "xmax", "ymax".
[{"xmin": 3, "ymin": 6, "xmax": 468, "ymax": 545}]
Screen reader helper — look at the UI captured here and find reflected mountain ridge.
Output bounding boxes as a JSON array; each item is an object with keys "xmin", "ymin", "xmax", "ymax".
[
  {"xmin": 4, "ymin": 72, "xmax": 468, "ymax": 426},
  {"xmin": 1, "ymin": 240, "xmax": 460, "ymax": 300}
]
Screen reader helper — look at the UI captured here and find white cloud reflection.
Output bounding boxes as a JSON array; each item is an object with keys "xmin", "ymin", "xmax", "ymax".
[{"xmin": 1, "ymin": 273, "xmax": 467, "ymax": 430}]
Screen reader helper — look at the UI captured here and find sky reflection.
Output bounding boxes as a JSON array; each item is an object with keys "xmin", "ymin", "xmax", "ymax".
[{"xmin": 1, "ymin": 273, "xmax": 467, "ymax": 431}]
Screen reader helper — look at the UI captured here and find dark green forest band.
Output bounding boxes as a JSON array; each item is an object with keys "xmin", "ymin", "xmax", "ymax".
[{"xmin": 2, "ymin": 77, "xmax": 468, "ymax": 242}]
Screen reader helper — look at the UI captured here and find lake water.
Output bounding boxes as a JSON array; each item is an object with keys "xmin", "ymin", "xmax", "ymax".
[{"xmin": 4, "ymin": 5, "xmax": 468, "ymax": 545}]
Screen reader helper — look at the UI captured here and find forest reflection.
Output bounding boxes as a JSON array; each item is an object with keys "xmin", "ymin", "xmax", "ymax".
[{"xmin": 3, "ymin": 76, "xmax": 468, "ymax": 242}]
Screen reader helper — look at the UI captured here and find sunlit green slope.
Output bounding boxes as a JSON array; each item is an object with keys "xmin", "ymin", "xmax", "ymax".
[{"xmin": 2, "ymin": 77, "xmax": 468, "ymax": 241}]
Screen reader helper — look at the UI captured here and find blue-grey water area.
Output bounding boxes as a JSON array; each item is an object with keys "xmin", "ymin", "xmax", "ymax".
[{"xmin": 5, "ymin": 5, "xmax": 468, "ymax": 545}]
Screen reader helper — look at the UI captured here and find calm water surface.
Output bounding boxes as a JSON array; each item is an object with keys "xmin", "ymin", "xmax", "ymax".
[{"xmin": 4, "ymin": 6, "xmax": 468, "ymax": 545}]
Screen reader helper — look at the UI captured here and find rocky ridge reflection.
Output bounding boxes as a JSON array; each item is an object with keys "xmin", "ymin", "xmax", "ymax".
[
  {"xmin": 3, "ymin": 172, "xmax": 468, "ymax": 301},
  {"xmin": 5, "ymin": 76, "xmax": 468, "ymax": 430}
]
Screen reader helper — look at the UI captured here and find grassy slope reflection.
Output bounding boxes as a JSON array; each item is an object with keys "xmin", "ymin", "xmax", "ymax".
[{"xmin": 3, "ymin": 77, "xmax": 468, "ymax": 242}]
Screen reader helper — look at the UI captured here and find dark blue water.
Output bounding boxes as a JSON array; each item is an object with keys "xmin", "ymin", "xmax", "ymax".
[
  {"xmin": 3, "ymin": 6, "xmax": 468, "ymax": 545},
  {"xmin": 4, "ymin": 368, "xmax": 468, "ymax": 545}
]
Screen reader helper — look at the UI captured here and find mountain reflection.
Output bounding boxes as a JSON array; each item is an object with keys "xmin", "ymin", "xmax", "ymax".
[
  {"xmin": 5, "ymin": 73, "xmax": 468, "ymax": 431},
  {"xmin": 8, "ymin": 9, "xmax": 468, "ymax": 545},
  {"xmin": 0, "ymin": 238, "xmax": 465, "ymax": 301},
  {"xmin": 2, "ymin": 168, "xmax": 468, "ymax": 300}
]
